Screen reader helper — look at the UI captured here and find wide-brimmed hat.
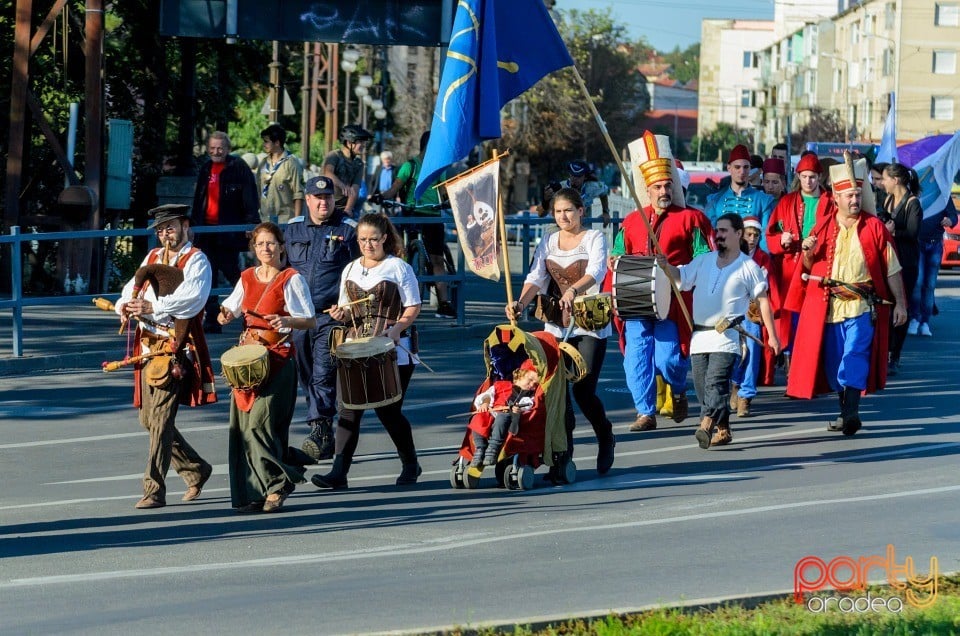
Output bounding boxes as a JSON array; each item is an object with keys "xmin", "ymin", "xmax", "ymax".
[{"xmin": 148, "ymin": 204, "xmax": 190, "ymax": 229}]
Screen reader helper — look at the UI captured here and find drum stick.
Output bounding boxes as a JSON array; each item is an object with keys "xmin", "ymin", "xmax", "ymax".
[
  {"xmin": 323, "ymin": 294, "xmax": 375, "ymax": 314},
  {"xmin": 445, "ymin": 407, "xmax": 510, "ymax": 419},
  {"xmin": 395, "ymin": 342, "xmax": 436, "ymax": 373}
]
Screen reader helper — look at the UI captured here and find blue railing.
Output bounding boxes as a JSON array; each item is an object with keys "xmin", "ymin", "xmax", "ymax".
[{"xmin": 0, "ymin": 210, "xmax": 622, "ymax": 357}]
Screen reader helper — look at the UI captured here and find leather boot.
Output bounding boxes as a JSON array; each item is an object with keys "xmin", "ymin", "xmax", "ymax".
[
  {"xmin": 841, "ymin": 387, "xmax": 862, "ymax": 436},
  {"xmin": 729, "ymin": 384, "xmax": 740, "ymax": 411},
  {"xmin": 396, "ymin": 461, "xmax": 423, "ymax": 486},
  {"xmin": 596, "ymin": 428, "xmax": 616, "ymax": 475},
  {"xmin": 695, "ymin": 415, "xmax": 714, "ymax": 449},
  {"xmin": 301, "ymin": 417, "xmax": 334, "ymax": 463},
  {"xmin": 736, "ymin": 397, "xmax": 751, "ymax": 418},
  {"xmin": 711, "ymin": 424, "xmax": 733, "ymax": 446},
  {"xmin": 311, "ymin": 453, "xmax": 351, "ymax": 490}
]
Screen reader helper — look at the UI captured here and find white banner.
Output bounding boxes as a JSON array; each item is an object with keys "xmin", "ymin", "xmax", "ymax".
[{"xmin": 445, "ymin": 160, "xmax": 501, "ymax": 282}]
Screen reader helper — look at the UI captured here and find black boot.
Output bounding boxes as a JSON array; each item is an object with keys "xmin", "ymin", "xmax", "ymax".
[
  {"xmin": 301, "ymin": 417, "xmax": 334, "ymax": 462},
  {"xmin": 596, "ymin": 427, "xmax": 616, "ymax": 475},
  {"xmin": 841, "ymin": 387, "xmax": 862, "ymax": 436},
  {"xmin": 396, "ymin": 462, "xmax": 422, "ymax": 486},
  {"xmin": 828, "ymin": 391, "xmax": 845, "ymax": 431},
  {"xmin": 311, "ymin": 454, "xmax": 351, "ymax": 490}
]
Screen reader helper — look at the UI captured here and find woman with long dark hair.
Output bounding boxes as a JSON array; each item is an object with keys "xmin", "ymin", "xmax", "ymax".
[{"xmin": 881, "ymin": 163, "xmax": 921, "ymax": 374}]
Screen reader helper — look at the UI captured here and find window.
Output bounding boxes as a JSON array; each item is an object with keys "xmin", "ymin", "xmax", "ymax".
[
  {"xmin": 882, "ymin": 48, "xmax": 894, "ymax": 76},
  {"xmin": 809, "ymin": 70, "xmax": 817, "ymax": 95},
  {"xmin": 934, "ymin": 50, "xmax": 957, "ymax": 74},
  {"xmin": 741, "ymin": 89, "xmax": 755, "ymax": 108},
  {"xmin": 743, "ymin": 51, "xmax": 753, "ymax": 68},
  {"xmin": 885, "ymin": 3, "xmax": 896, "ymax": 30},
  {"xmin": 849, "ymin": 62, "xmax": 860, "ymax": 87},
  {"xmin": 932, "ymin": 96, "xmax": 955, "ymax": 120},
  {"xmin": 936, "ymin": 3, "xmax": 960, "ymax": 27},
  {"xmin": 851, "ymin": 22, "xmax": 860, "ymax": 45},
  {"xmin": 833, "ymin": 68, "xmax": 844, "ymax": 93}
]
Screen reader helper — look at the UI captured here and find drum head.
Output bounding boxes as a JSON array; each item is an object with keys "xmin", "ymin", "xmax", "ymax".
[
  {"xmin": 337, "ymin": 336, "xmax": 395, "ymax": 359},
  {"xmin": 221, "ymin": 344, "xmax": 268, "ymax": 365},
  {"xmin": 653, "ymin": 264, "xmax": 672, "ymax": 320}
]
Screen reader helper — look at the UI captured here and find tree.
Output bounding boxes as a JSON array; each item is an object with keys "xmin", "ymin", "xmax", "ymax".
[
  {"xmin": 792, "ymin": 108, "xmax": 847, "ymax": 147},
  {"xmin": 661, "ymin": 43, "xmax": 700, "ymax": 84},
  {"xmin": 687, "ymin": 123, "xmax": 752, "ymax": 163}
]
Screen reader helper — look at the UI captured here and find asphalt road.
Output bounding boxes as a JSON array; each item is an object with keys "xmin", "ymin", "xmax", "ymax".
[{"xmin": 2, "ymin": 272, "xmax": 959, "ymax": 635}]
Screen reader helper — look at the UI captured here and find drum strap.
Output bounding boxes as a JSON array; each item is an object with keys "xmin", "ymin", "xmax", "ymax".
[{"xmin": 693, "ymin": 324, "xmax": 715, "ymax": 331}]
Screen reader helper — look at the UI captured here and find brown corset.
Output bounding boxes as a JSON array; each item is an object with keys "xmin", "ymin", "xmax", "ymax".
[
  {"xmin": 344, "ymin": 279, "xmax": 404, "ymax": 338},
  {"xmin": 544, "ymin": 259, "xmax": 586, "ymax": 298}
]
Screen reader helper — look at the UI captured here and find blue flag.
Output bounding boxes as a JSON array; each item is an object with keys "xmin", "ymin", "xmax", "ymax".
[
  {"xmin": 914, "ymin": 130, "xmax": 960, "ymax": 218},
  {"xmin": 875, "ymin": 92, "xmax": 898, "ymax": 163},
  {"xmin": 414, "ymin": 0, "xmax": 574, "ymax": 200}
]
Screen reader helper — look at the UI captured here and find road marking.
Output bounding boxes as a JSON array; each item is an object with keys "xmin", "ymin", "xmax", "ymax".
[{"xmin": 3, "ymin": 482, "xmax": 960, "ymax": 588}]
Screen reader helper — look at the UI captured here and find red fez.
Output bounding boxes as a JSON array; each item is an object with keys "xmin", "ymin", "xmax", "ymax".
[
  {"xmin": 796, "ymin": 153, "xmax": 822, "ymax": 174},
  {"xmin": 762, "ymin": 158, "xmax": 785, "ymax": 176},
  {"xmin": 520, "ymin": 359, "xmax": 537, "ymax": 373},
  {"xmin": 674, "ymin": 158, "xmax": 684, "ymax": 170},
  {"xmin": 728, "ymin": 144, "xmax": 751, "ymax": 164}
]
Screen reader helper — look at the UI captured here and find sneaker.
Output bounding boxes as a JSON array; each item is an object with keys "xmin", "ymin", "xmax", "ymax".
[
  {"xmin": 435, "ymin": 301, "xmax": 457, "ymax": 319},
  {"xmin": 919, "ymin": 323, "xmax": 933, "ymax": 337},
  {"xmin": 906, "ymin": 319, "xmax": 920, "ymax": 336}
]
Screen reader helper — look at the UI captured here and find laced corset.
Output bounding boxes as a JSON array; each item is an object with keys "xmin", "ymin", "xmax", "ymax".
[
  {"xmin": 344, "ymin": 279, "xmax": 403, "ymax": 338},
  {"xmin": 544, "ymin": 260, "xmax": 586, "ymax": 298}
]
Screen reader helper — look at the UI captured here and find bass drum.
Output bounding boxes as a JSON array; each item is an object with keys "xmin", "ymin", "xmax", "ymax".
[{"xmin": 611, "ymin": 255, "xmax": 672, "ymax": 321}]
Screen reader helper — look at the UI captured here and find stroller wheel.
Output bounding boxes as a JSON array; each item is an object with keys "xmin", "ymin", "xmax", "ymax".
[
  {"xmin": 563, "ymin": 459, "xmax": 577, "ymax": 485},
  {"xmin": 517, "ymin": 465, "xmax": 535, "ymax": 490},
  {"xmin": 449, "ymin": 464, "xmax": 464, "ymax": 489},
  {"xmin": 502, "ymin": 464, "xmax": 516, "ymax": 490},
  {"xmin": 494, "ymin": 461, "xmax": 509, "ymax": 489},
  {"xmin": 463, "ymin": 466, "xmax": 481, "ymax": 489}
]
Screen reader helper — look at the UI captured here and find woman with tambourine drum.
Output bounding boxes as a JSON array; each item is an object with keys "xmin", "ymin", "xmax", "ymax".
[
  {"xmin": 505, "ymin": 187, "xmax": 616, "ymax": 479},
  {"xmin": 218, "ymin": 222, "xmax": 317, "ymax": 513},
  {"xmin": 313, "ymin": 212, "xmax": 423, "ymax": 490}
]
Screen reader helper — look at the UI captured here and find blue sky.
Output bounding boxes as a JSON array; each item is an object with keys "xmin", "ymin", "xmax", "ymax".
[{"xmin": 559, "ymin": 0, "xmax": 775, "ymax": 52}]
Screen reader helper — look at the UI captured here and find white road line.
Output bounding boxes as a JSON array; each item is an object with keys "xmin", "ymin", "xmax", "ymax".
[{"xmin": 3, "ymin": 483, "xmax": 960, "ymax": 588}]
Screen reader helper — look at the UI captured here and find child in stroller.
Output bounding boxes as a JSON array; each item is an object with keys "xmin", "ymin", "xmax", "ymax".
[{"xmin": 470, "ymin": 361, "xmax": 539, "ymax": 468}]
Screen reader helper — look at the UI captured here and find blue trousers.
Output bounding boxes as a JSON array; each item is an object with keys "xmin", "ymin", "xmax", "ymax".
[
  {"xmin": 910, "ymin": 239, "xmax": 943, "ymax": 324},
  {"xmin": 623, "ymin": 318, "xmax": 688, "ymax": 416},
  {"xmin": 292, "ymin": 320, "xmax": 339, "ymax": 422},
  {"xmin": 730, "ymin": 320, "xmax": 761, "ymax": 399},
  {"xmin": 823, "ymin": 313, "xmax": 874, "ymax": 392}
]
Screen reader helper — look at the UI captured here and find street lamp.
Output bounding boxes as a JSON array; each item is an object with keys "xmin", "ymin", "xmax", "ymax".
[{"xmin": 341, "ymin": 46, "xmax": 361, "ymax": 124}]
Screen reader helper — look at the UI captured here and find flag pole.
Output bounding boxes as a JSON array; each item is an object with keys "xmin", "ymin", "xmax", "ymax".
[
  {"xmin": 491, "ymin": 150, "xmax": 517, "ymax": 327},
  {"xmin": 568, "ymin": 66, "xmax": 693, "ymax": 331}
]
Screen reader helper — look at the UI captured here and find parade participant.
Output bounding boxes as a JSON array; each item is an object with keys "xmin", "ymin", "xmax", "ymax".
[
  {"xmin": 612, "ymin": 131, "xmax": 714, "ymax": 432},
  {"xmin": 656, "ymin": 213, "xmax": 780, "ymax": 449},
  {"xmin": 730, "ymin": 216, "xmax": 773, "ymax": 413},
  {"xmin": 115, "ymin": 204, "xmax": 216, "ymax": 509},
  {"xmin": 770, "ymin": 143, "xmax": 789, "ymax": 164},
  {"xmin": 286, "ymin": 176, "xmax": 360, "ymax": 462},
  {"xmin": 324, "ymin": 124, "xmax": 372, "ymax": 218},
  {"xmin": 470, "ymin": 361, "xmax": 539, "ymax": 468},
  {"xmin": 880, "ymin": 163, "xmax": 921, "ymax": 374},
  {"xmin": 761, "ymin": 157, "xmax": 786, "ymax": 201},
  {"xmin": 313, "ymin": 213, "xmax": 423, "ymax": 489},
  {"xmin": 191, "ymin": 132, "xmax": 261, "ymax": 333},
  {"xmin": 218, "ymin": 223, "xmax": 317, "ymax": 513},
  {"xmin": 378, "ymin": 131, "xmax": 457, "ymax": 318},
  {"xmin": 507, "ymin": 187, "xmax": 616, "ymax": 476},
  {"xmin": 911, "ymin": 198, "xmax": 958, "ymax": 337},
  {"xmin": 257, "ymin": 124, "xmax": 304, "ymax": 224},
  {"xmin": 764, "ymin": 152, "xmax": 829, "ymax": 361},
  {"xmin": 540, "ymin": 160, "xmax": 612, "ymax": 229},
  {"xmin": 784, "ymin": 155, "xmax": 908, "ymax": 435},
  {"xmin": 706, "ymin": 144, "xmax": 775, "ymax": 249}
]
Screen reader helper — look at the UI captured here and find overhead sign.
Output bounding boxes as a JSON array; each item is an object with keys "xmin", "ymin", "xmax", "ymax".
[
  {"xmin": 159, "ymin": 0, "xmax": 449, "ymax": 47},
  {"xmin": 805, "ymin": 142, "xmax": 877, "ymax": 158}
]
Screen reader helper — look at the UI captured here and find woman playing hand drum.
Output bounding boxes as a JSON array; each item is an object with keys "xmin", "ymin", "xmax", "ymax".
[
  {"xmin": 313, "ymin": 212, "xmax": 423, "ymax": 490},
  {"xmin": 219, "ymin": 222, "xmax": 317, "ymax": 513}
]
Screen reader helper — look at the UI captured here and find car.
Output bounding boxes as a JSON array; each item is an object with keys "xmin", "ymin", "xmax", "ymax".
[
  {"xmin": 938, "ymin": 192, "xmax": 960, "ymax": 269},
  {"xmin": 684, "ymin": 170, "xmax": 727, "ymax": 211}
]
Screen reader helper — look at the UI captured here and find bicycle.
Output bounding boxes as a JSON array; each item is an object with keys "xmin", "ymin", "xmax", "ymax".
[{"xmin": 377, "ymin": 199, "xmax": 458, "ymax": 313}]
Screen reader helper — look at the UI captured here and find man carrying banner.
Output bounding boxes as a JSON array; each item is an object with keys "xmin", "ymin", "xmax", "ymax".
[
  {"xmin": 784, "ymin": 154, "xmax": 907, "ymax": 435},
  {"xmin": 611, "ymin": 132, "xmax": 714, "ymax": 432}
]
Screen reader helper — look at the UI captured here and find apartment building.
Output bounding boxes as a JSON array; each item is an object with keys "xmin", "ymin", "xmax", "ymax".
[
  {"xmin": 755, "ymin": 0, "xmax": 960, "ymax": 149},
  {"xmin": 698, "ymin": 19, "xmax": 776, "ymax": 139}
]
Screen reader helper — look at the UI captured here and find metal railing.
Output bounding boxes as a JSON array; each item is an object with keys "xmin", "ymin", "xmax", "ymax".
[{"xmin": 0, "ymin": 210, "xmax": 624, "ymax": 357}]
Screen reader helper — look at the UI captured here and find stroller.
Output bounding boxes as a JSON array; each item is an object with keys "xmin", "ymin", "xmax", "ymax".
[{"xmin": 449, "ymin": 324, "xmax": 581, "ymax": 490}]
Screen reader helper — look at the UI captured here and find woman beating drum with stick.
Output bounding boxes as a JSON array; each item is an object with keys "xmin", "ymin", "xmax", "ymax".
[
  {"xmin": 312, "ymin": 212, "xmax": 424, "ymax": 490},
  {"xmin": 218, "ymin": 222, "xmax": 317, "ymax": 513},
  {"xmin": 506, "ymin": 187, "xmax": 617, "ymax": 479}
]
